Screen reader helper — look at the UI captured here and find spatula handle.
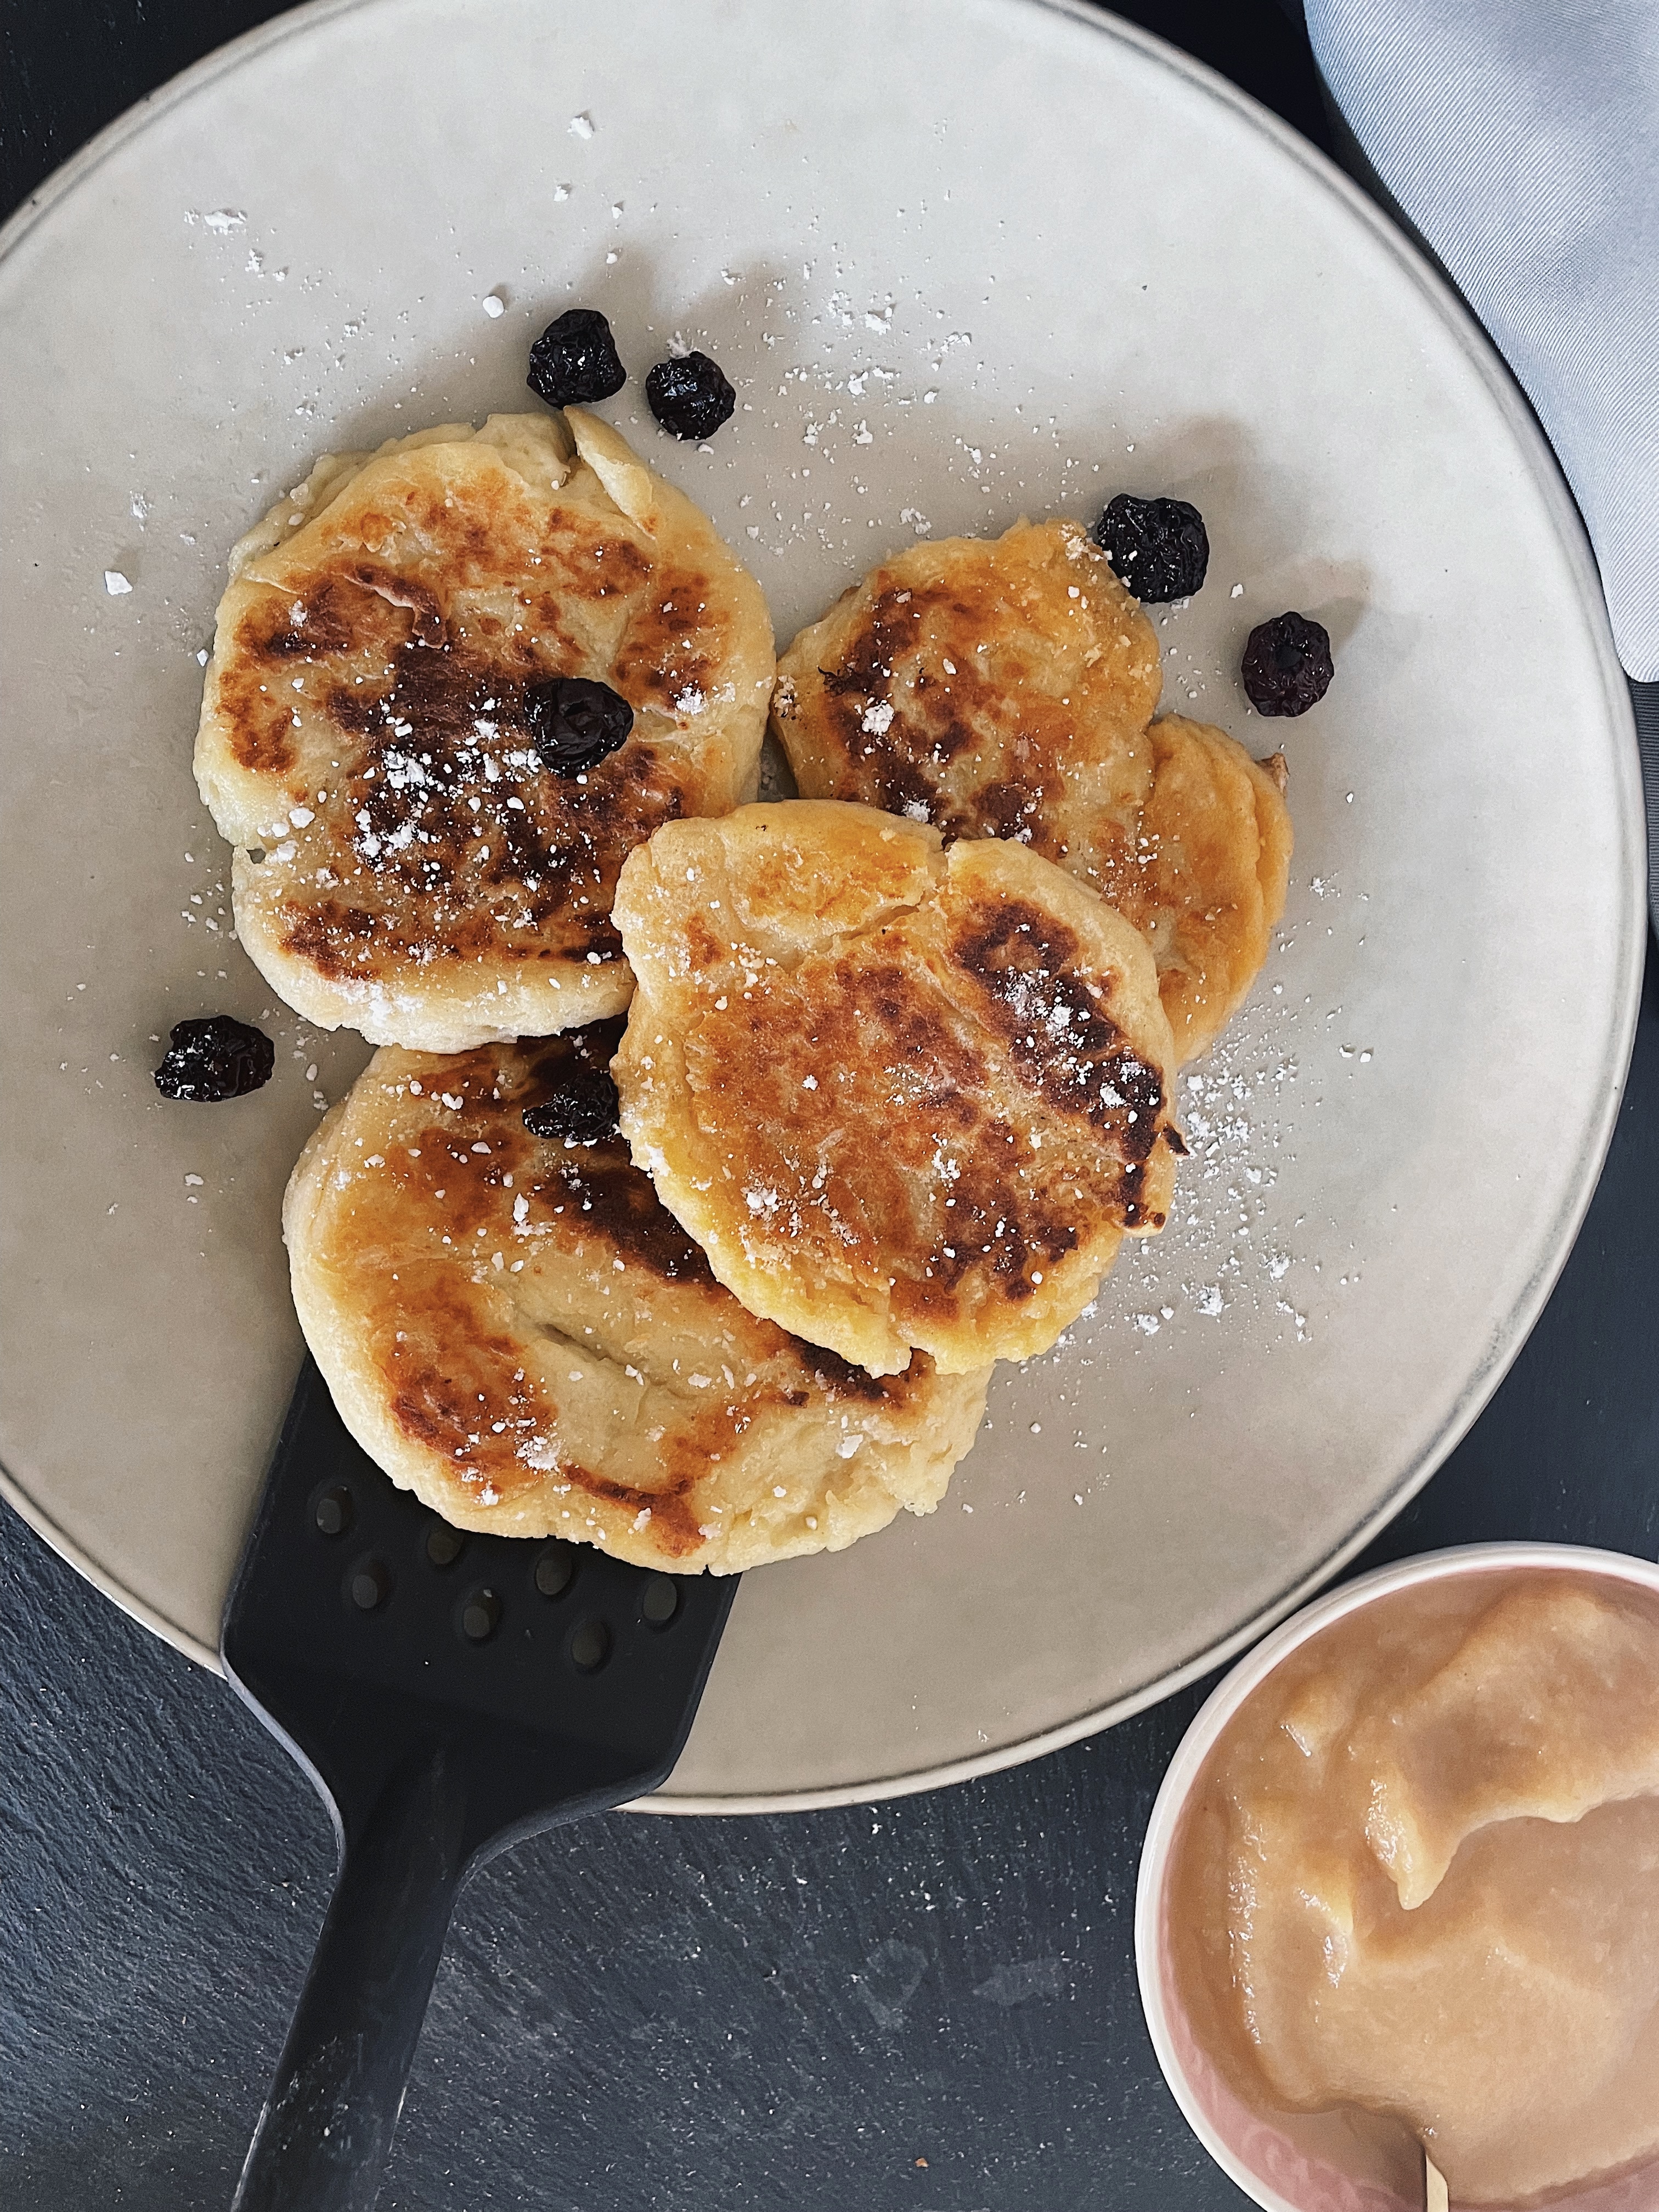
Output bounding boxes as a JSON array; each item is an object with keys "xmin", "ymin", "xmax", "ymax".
[{"xmin": 232, "ymin": 1752, "xmax": 466, "ymax": 2212}]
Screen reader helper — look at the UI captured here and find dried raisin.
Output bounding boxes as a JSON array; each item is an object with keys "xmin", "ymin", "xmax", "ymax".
[
  {"xmin": 1093, "ymin": 493, "xmax": 1210, "ymax": 602},
  {"xmin": 154, "ymin": 1015, "xmax": 275, "ymax": 1102},
  {"xmin": 1241, "ymin": 612, "xmax": 1334, "ymax": 716},
  {"xmin": 523, "ymin": 1069, "xmax": 620, "ymax": 1145},
  {"xmin": 526, "ymin": 308, "xmax": 627, "ymax": 407},
  {"xmin": 524, "ymin": 676, "xmax": 634, "ymax": 771},
  {"xmin": 645, "ymin": 352, "xmax": 736, "ymax": 441}
]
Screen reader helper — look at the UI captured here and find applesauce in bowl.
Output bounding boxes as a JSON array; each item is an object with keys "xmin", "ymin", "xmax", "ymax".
[{"xmin": 1136, "ymin": 1545, "xmax": 1659, "ymax": 2212}]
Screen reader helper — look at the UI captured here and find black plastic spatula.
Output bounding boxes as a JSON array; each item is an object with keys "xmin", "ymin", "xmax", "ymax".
[{"xmin": 221, "ymin": 1358, "xmax": 738, "ymax": 2211}]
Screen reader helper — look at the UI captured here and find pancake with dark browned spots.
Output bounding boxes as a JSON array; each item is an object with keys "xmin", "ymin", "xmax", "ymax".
[
  {"xmin": 772, "ymin": 518, "xmax": 1290, "ymax": 1058},
  {"xmin": 196, "ymin": 411, "xmax": 773, "ymax": 1051},
  {"xmin": 612, "ymin": 800, "xmax": 1183, "ymax": 1377},
  {"xmin": 283, "ymin": 1022, "xmax": 989, "ymax": 1570}
]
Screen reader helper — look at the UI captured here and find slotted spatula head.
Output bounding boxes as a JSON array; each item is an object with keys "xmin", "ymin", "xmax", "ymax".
[
  {"xmin": 221, "ymin": 1358, "xmax": 737, "ymax": 2212},
  {"xmin": 224, "ymin": 1357, "xmax": 736, "ymax": 1856}
]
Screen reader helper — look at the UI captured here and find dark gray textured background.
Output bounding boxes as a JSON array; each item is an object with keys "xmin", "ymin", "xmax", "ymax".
[{"xmin": 3, "ymin": 5, "xmax": 1656, "ymax": 2208}]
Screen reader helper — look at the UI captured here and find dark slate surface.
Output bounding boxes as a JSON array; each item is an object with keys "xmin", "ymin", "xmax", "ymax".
[{"xmin": 3, "ymin": 5, "xmax": 1657, "ymax": 2208}]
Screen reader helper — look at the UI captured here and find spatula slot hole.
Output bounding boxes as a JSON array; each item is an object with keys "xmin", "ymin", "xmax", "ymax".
[
  {"xmin": 459, "ymin": 1588, "xmax": 501, "ymax": 1643},
  {"xmin": 346, "ymin": 1556, "xmax": 390, "ymax": 1612},
  {"xmin": 568, "ymin": 1617, "xmax": 610, "ymax": 1673},
  {"xmin": 424, "ymin": 1521, "xmax": 465, "ymax": 1568},
  {"xmin": 640, "ymin": 1576, "xmax": 679, "ymax": 1627},
  {"xmin": 311, "ymin": 1482, "xmax": 353, "ymax": 1539},
  {"xmin": 533, "ymin": 1544, "xmax": 577, "ymax": 1600}
]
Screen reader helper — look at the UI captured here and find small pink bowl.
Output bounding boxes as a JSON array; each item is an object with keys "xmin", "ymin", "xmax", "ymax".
[{"xmin": 1133, "ymin": 1542, "xmax": 1659, "ymax": 2212}]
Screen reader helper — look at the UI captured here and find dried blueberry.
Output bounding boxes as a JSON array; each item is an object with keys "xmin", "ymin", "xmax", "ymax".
[
  {"xmin": 526, "ymin": 308, "xmax": 627, "ymax": 407},
  {"xmin": 1240, "ymin": 611, "xmax": 1334, "ymax": 716},
  {"xmin": 523, "ymin": 1069, "xmax": 620, "ymax": 1145},
  {"xmin": 154, "ymin": 1015, "xmax": 275, "ymax": 1102},
  {"xmin": 645, "ymin": 351, "xmax": 736, "ymax": 441},
  {"xmin": 524, "ymin": 676, "xmax": 634, "ymax": 771},
  {"xmin": 1093, "ymin": 493, "xmax": 1210, "ymax": 602}
]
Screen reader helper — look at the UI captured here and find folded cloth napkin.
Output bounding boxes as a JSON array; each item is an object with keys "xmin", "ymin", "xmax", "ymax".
[
  {"xmin": 1306, "ymin": 0, "xmax": 1658, "ymax": 678},
  {"xmin": 1306, "ymin": 0, "xmax": 1659, "ymax": 930}
]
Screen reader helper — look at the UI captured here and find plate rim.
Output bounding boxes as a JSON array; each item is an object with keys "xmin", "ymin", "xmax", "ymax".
[{"xmin": 0, "ymin": 0, "xmax": 1645, "ymax": 1812}]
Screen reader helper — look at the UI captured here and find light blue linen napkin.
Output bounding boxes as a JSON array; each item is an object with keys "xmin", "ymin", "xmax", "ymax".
[{"xmin": 1304, "ymin": 0, "xmax": 1659, "ymax": 930}]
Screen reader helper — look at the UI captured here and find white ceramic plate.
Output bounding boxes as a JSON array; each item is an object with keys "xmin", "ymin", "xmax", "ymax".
[{"xmin": 0, "ymin": 0, "xmax": 1642, "ymax": 1812}]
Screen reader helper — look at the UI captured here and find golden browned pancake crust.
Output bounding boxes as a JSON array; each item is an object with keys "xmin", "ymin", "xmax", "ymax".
[
  {"xmin": 1097, "ymin": 714, "xmax": 1294, "ymax": 1059},
  {"xmin": 612, "ymin": 800, "xmax": 1183, "ymax": 1376},
  {"xmin": 772, "ymin": 518, "xmax": 1290, "ymax": 1058},
  {"xmin": 198, "ymin": 411, "xmax": 773, "ymax": 1050},
  {"xmin": 284, "ymin": 1024, "xmax": 989, "ymax": 1571}
]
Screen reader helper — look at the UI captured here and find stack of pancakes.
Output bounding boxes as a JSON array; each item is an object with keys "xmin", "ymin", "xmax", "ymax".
[{"xmin": 198, "ymin": 417, "xmax": 1289, "ymax": 1572}]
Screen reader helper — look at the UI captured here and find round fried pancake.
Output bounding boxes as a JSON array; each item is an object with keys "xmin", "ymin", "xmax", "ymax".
[
  {"xmin": 197, "ymin": 410, "xmax": 774, "ymax": 1051},
  {"xmin": 772, "ymin": 517, "xmax": 1291, "ymax": 1058},
  {"xmin": 1094, "ymin": 714, "xmax": 1293, "ymax": 1058},
  {"xmin": 612, "ymin": 800, "xmax": 1184, "ymax": 1377},
  {"xmin": 284, "ymin": 1023, "xmax": 989, "ymax": 1572}
]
